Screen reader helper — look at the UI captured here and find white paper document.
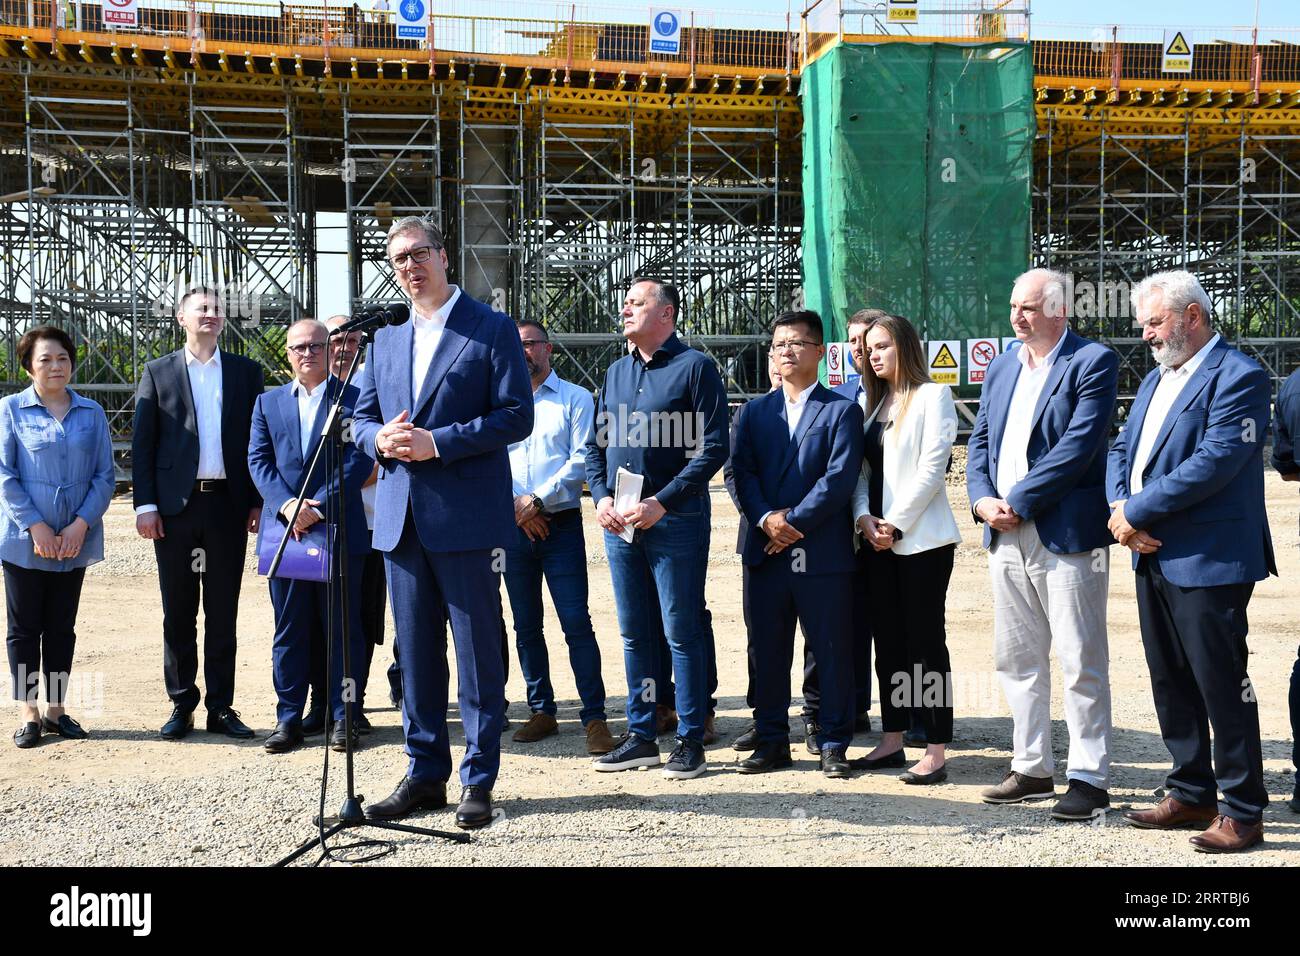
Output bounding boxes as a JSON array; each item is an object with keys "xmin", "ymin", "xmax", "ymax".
[{"xmin": 613, "ymin": 467, "xmax": 644, "ymax": 543}]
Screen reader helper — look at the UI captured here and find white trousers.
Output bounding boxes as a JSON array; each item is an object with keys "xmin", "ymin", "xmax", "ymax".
[{"xmin": 989, "ymin": 520, "xmax": 1112, "ymax": 788}]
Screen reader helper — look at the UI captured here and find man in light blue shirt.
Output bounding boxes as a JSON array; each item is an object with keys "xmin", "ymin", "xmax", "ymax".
[{"xmin": 503, "ymin": 319, "xmax": 615, "ymax": 755}]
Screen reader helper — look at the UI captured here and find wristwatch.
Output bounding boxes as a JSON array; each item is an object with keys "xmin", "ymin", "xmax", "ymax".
[{"xmin": 529, "ymin": 493, "xmax": 545, "ymax": 515}]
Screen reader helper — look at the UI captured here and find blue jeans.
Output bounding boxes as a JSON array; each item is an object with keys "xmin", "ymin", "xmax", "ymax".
[
  {"xmin": 502, "ymin": 509, "xmax": 606, "ymax": 725},
  {"xmin": 605, "ymin": 495, "xmax": 710, "ymax": 742}
]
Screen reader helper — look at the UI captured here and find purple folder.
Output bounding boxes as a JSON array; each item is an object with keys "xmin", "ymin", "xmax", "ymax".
[{"xmin": 257, "ymin": 522, "xmax": 334, "ymax": 582}]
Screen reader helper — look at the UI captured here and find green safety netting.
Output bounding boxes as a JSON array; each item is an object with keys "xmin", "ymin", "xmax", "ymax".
[{"xmin": 801, "ymin": 41, "xmax": 1035, "ymax": 395}]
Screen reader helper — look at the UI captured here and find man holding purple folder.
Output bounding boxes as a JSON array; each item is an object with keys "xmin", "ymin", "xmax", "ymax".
[{"xmin": 248, "ymin": 319, "xmax": 372, "ymax": 755}]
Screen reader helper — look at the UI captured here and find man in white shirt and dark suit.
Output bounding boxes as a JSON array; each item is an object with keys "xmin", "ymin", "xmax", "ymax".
[
  {"xmin": 132, "ymin": 286, "xmax": 264, "ymax": 741},
  {"xmin": 1107, "ymin": 270, "xmax": 1275, "ymax": 853}
]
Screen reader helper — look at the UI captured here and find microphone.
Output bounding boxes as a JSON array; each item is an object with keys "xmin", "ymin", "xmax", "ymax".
[{"xmin": 328, "ymin": 303, "xmax": 410, "ymax": 336}]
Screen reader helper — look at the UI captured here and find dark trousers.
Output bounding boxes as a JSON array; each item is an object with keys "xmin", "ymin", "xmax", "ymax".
[
  {"xmin": 746, "ymin": 557, "xmax": 855, "ymax": 749},
  {"xmin": 801, "ymin": 544, "xmax": 873, "ymax": 718},
  {"xmin": 153, "ymin": 487, "xmax": 248, "ymax": 714},
  {"xmin": 502, "ymin": 510, "xmax": 606, "ymax": 724},
  {"xmin": 385, "ymin": 512, "xmax": 506, "ymax": 788},
  {"xmin": 269, "ymin": 553, "xmax": 366, "ymax": 725},
  {"xmin": 1135, "ymin": 557, "xmax": 1268, "ymax": 823},
  {"xmin": 4, "ymin": 561, "xmax": 86, "ymax": 705},
  {"xmin": 1291, "ymin": 644, "xmax": 1300, "ymax": 776},
  {"xmin": 381, "ymin": 598, "xmax": 509, "ymax": 711},
  {"xmin": 869, "ymin": 544, "xmax": 955, "ymax": 744},
  {"xmin": 357, "ymin": 546, "xmax": 388, "ymax": 707}
]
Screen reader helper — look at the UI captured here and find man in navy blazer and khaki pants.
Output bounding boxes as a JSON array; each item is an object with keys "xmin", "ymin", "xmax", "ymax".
[
  {"xmin": 1108, "ymin": 270, "xmax": 1274, "ymax": 853},
  {"xmin": 730, "ymin": 310, "xmax": 864, "ymax": 778},
  {"xmin": 352, "ymin": 217, "xmax": 533, "ymax": 828},
  {"xmin": 967, "ymin": 269, "xmax": 1118, "ymax": 820}
]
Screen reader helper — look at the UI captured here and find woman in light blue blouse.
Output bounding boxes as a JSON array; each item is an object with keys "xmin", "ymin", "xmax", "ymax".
[{"xmin": 0, "ymin": 326, "xmax": 114, "ymax": 748}]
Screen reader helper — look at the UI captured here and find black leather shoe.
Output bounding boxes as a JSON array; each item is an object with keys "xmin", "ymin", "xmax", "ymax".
[
  {"xmin": 206, "ymin": 707, "xmax": 255, "ymax": 739},
  {"xmin": 737, "ymin": 740, "xmax": 793, "ymax": 774},
  {"xmin": 732, "ymin": 722, "xmax": 759, "ymax": 752},
  {"xmin": 354, "ymin": 711, "xmax": 372, "ymax": 735},
  {"xmin": 803, "ymin": 716, "xmax": 822, "ymax": 755},
  {"xmin": 264, "ymin": 721, "xmax": 304, "ymax": 754},
  {"xmin": 41, "ymin": 714, "xmax": 89, "ymax": 739},
  {"xmin": 821, "ymin": 746, "xmax": 852, "ymax": 779},
  {"xmin": 365, "ymin": 776, "xmax": 448, "ymax": 820},
  {"xmin": 850, "ymin": 748, "xmax": 906, "ymax": 771},
  {"xmin": 160, "ymin": 706, "xmax": 194, "ymax": 740},
  {"xmin": 301, "ymin": 704, "xmax": 327, "ymax": 736},
  {"xmin": 13, "ymin": 721, "xmax": 41, "ymax": 748},
  {"xmin": 456, "ymin": 786, "xmax": 493, "ymax": 829},
  {"xmin": 901, "ymin": 765, "xmax": 948, "ymax": 785},
  {"xmin": 330, "ymin": 722, "xmax": 359, "ymax": 753}
]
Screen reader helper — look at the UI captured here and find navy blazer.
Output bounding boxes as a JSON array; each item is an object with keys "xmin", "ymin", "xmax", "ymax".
[
  {"xmin": 1106, "ymin": 337, "xmax": 1276, "ymax": 588},
  {"xmin": 730, "ymin": 383, "xmax": 864, "ymax": 574},
  {"xmin": 248, "ymin": 377, "xmax": 370, "ymax": 556},
  {"xmin": 132, "ymin": 348, "xmax": 264, "ymax": 517},
  {"xmin": 351, "ymin": 291, "xmax": 533, "ymax": 554},
  {"xmin": 967, "ymin": 330, "xmax": 1118, "ymax": 554}
]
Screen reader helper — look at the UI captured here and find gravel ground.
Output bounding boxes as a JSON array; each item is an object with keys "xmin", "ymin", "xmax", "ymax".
[{"xmin": 1, "ymin": 472, "xmax": 1297, "ymax": 867}]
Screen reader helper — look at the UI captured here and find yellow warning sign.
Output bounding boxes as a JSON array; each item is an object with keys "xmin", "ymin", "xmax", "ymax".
[
  {"xmin": 1162, "ymin": 29, "xmax": 1193, "ymax": 73},
  {"xmin": 927, "ymin": 340, "xmax": 959, "ymax": 386},
  {"xmin": 887, "ymin": 0, "xmax": 917, "ymax": 23}
]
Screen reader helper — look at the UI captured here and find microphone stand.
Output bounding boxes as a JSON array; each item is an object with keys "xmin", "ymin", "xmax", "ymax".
[{"xmin": 274, "ymin": 326, "xmax": 469, "ymax": 867}]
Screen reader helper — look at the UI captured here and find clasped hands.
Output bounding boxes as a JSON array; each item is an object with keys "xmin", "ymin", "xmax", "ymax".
[
  {"xmin": 375, "ymin": 409, "xmax": 437, "ymax": 462},
  {"xmin": 596, "ymin": 496, "xmax": 666, "ymax": 534},
  {"xmin": 762, "ymin": 509, "xmax": 804, "ymax": 555},
  {"xmin": 1107, "ymin": 499, "xmax": 1162, "ymax": 555},
  {"xmin": 515, "ymin": 494, "xmax": 550, "ymax": 542},
  {"xmin": 854, "ymin": 514, "xmax": 897, "ymax": 552},
  {"xmin": 29, "ymin": 518, "xmax": 88, "ymax": 560}
]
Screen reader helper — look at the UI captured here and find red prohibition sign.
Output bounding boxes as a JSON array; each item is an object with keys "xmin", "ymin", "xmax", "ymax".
[
  {"xmin": 972, "ymin": 340, "xmax": 996, "ymax": 367},
  {"xmin": 106, "ymin": 0, "xmax": 132, "ymax": 7}
]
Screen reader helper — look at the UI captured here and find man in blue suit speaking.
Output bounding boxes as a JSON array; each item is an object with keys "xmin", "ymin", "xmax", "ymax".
[
  {"xmin": 248, "ymin": 319, "xmax": 371, "ymax": 755},
  {"xmin": 967, "ymin": 269, "xmax": 1118, "ymax": 821},
  {"xmin": 352, "ymin": 217, "xmax": 533, "ymax": 828},
  {"xmin": 730, "ymin": 311, "xmax": 864, "ymax": 778},
  {"xmin": 1107, "ymin": 270, "xmax": 1275, "ymax": 853}
]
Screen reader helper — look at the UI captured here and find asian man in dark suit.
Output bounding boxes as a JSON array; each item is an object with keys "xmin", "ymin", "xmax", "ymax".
[
  {"xmin": 730, "ymin": 310, "xmax": 864, "ymax": 778},
  {"xmin": 248, "ymin": 319, "xmax": 371, "ymax": 755},
  {"xmin": 1107, "ymin": 270, "xmax": 1275, "ymax": 853},
  {"xmin": 352, "ymin": 217, "xmax": 533, "ymax": 829},
  {"xmin": 132, "ymin": 286, "xmax": 264, "ymax": 741}
]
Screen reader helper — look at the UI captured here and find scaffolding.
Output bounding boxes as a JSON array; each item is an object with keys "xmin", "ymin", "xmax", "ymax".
[{"xmin": 3, "ymin": 1, "xmax": 1300, "ymax": 472}]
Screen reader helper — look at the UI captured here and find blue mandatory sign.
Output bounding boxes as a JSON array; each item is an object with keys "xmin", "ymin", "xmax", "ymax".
[
  {"xmin": 650, "ymin": 10, "xmax": 679, "ymax": 52},
  {"xmin": 397, "ymin": 0, "xmax": 425, "ymax": 37},
  {"xmin": 654, "ymin": 11, "xmax": 678, "ymax": 36}
]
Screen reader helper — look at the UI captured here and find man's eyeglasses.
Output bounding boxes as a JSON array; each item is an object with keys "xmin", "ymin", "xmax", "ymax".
[
  {"xmin": 389, "ymin": 246, "xmax": 437, "ymax": 270},
  {"xmin": 769, "ymin": 339, "xmax": 818, "ymax": 355},
  {"xmin": 520, "ymin": 340, "xmax": 549, "ymax": 350},
  {"xmin": 287, "ymin": 342, "xmax": 326, "ymax": 356}
]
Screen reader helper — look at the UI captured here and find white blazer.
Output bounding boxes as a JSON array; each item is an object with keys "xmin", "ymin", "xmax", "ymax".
[{"xmin": 852, "ymin": 381, "xmax": 962, "ymax": 556}]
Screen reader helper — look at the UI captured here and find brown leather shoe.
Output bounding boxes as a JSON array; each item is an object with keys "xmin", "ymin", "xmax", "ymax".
[
  {"xmin": 1189, "ymin": 815, "xmax": 1263, "ymax": 853},
  {"xmin": 512, "ymin": 711, "xmax": 558, "ymax": 743},
  {"xmin": 1123, "ymin": 795, "xmax": 1218, "ymax": 830},
  {"xmin": 584, "ymin": 718, "xmax": 617, "ymax": 755},
  {"xmin": 655, "ymin": 704, "xmax": 678, "ymax": 736},
  {"xmin": 702, "ymin": 715, "xmax": 718, "ymax": 745}
]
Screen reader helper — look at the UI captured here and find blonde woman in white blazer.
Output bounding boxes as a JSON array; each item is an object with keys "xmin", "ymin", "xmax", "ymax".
[{"xmin": 850, "ymin": 314, "xmax": 961, "ymax": 785}]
